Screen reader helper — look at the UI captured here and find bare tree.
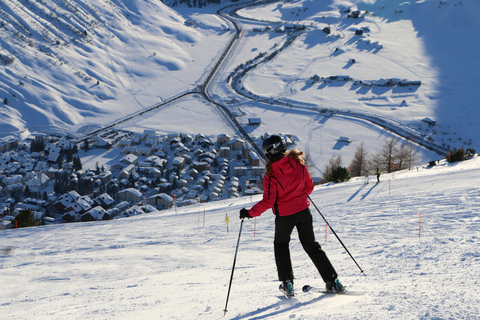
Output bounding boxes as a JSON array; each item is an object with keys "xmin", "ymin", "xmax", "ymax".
[
  {"xmin": 369, "ymin": 138, "xmax": 398, "ymax": 173},
  {"xmin": 395, "ymin": 142, "xmax": 421, "ymax": 170},
  {"xmin": 350, "ymin": 142, "xmax": 368, "ymax": 177}
]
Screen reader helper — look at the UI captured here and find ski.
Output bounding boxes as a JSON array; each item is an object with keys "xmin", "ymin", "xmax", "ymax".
[
  {"xmin": 279, "ymin": 283, "xmax": 295, "ymax": 299},
  {"xmin": 302, "ymin": 285, "xmax": 364, "ymax": 296}
]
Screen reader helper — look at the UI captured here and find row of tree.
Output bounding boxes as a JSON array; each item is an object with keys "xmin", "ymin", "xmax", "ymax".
[{"xmin": 319, "ymin": 138, "xmax": 421, "ymax": 183}]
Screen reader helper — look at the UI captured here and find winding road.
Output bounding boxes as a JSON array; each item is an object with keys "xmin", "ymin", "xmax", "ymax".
[{"xmin": 83, "ymin": 0, "xmax": 448, "ymax": 161}]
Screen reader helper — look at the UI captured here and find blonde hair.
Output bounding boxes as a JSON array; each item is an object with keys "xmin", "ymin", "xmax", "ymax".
[{"xmin": 265, "ymin": 148, "xmax": 304, "ymax": 175}]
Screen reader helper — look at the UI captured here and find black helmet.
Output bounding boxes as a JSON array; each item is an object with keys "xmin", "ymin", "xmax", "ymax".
[{"xmin": 262, "ymin": 135, "xmax": 286, "ymax": 160}]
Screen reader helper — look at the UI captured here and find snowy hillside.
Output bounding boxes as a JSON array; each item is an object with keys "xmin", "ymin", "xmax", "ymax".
[
  {"xmin": 0, "ymin": 0, "xmax": 229, "ymax": 137},
  {"xmin": 2, "ymin": 155, "xmax": 480, "ymax": 319},
  {"xmin": 1, "ymin": 0, "xmax": 479, "ymax": 175}
]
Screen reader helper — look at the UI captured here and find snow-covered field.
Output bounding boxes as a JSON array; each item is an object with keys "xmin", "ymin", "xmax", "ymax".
[
  {"xmin": 2, "ymin": 157, "xmax": 479, "ymax": 319},
  {"xmin": 1, "ymin": 0, "xmax": 479, "ymax": 176}
]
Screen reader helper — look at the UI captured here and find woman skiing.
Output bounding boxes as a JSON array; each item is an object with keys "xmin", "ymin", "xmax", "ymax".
[{"xmin": 239, "ymin": 135, "xmax": 344, "ymax": 297}]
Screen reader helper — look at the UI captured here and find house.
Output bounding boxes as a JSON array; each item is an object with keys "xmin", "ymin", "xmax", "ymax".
[
  {"xmin": 94, "ymin": 193, "xmax": 115, "ymax": 209},
  {"xmin": 147, "ymin": 193, "xmax": 173, "ymax": 209},
  {"xmin": 64, "ymin": 196, "xmax": 94, "ymax": 216},
  {"xmin": 81, "ymin": 206, "xmax": 110, "ymax": 222},
  {"xmin": 217, "ymin": 134, "xmax": 231, "ymax": 145},
  {"xmin": 120, "ymin": 154, "xmax": 138, "ymax": 165},
  {"xmin": 172, "ymin": 157, "xmax": 185, "ymax": 170},
  {"xmin": 422, "ymin": 117, "xmax": 436, "ymax": 127},
  {"xmin": 123, "ymin": 206, "xmax": 144, "ymax": 217},
  {"xmin": 117, "ymin": 188, "xmax": 143, "ymax": 204},
  {"xmin": 219, "ymin": 146, "xmax": 230, "ymax": 158},
  {"xmin": 119, "ymin": 164, "xmax": 135, "ymax": 179},
  {"xmin": 0, "ymin": 136, "xmax": 19, "ymax": 152},
  {"xmin": 248, "ymin": 118, "xmax": 261, "ymax": 125},
  {"xmin": 337, "ymin": 136, "xmax": 352, "ymax": 143},
  {"xmin": 191, "ymin": 161, "xmax": 210, "ymax": 172},
  {"xmin": 54, "ymin": 191, "xmax": 81, "ymax": 213},
  {"xmin": 229, "ymin": 138, "xmax": 244, "ymax": 151},
  {"xmin": 96, "ymin": 171, "xmax": 112, "ymax": 184},
  {"xmin": 248, "ymin": 151, "xmax": 260, "ymax": 166}
]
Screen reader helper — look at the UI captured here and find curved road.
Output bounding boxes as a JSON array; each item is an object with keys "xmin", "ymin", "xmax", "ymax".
[{"xmin": 83, "ymin": 0, "xmax": 448, "ymax": 161}]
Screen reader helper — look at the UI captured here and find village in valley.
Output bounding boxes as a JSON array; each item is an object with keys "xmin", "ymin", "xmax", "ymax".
[{"xmin": 0, "ymin": 129, "xmax": 291, "ymax": 229}]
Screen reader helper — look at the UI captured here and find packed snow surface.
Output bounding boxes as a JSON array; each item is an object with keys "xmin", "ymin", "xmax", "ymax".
[{"xmin": 2, "ymin": 157, "xmax": 480, "ymax": 319}]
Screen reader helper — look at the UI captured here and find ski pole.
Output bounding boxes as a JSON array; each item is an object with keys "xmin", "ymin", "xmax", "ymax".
[
  {"xmin": 223, "ymin": 219, "xmax": 244, "ymax": 315},
  {"xmin": 308, "ymin": 195, "xmax": 366, "ymax": 277}
]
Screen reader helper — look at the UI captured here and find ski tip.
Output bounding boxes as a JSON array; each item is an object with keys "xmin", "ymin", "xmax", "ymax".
[{"xmin": 302, "ymin": 285, "xmax": 312, "ymax": 293}]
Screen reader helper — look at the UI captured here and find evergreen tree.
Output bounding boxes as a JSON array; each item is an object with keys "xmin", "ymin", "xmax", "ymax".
[
  {"xmin": 15, "ymin": 208, "xmax": 40, "ymax": 228},
  {"xmin": 24, "ymin": 185, "xmax": 31, "ymax": 198},
  {"xmin": 30, "ymin": 136, "xmax": 46, "ymax": 153},
  {"xmin": 73, "ymin": 155, "xmax": 82, "ymax": 171},
  {"xmin": 323, "ymin": 155, "xmax": 350, "ymax": 183}
]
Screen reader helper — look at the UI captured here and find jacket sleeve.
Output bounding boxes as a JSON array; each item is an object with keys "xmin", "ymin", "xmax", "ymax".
[
  {"xmin": 249, "ymin": 175, "xmax": 278, "ymax": 217},
  {"xmin": 304, "ymin": 165, "xmax": 314, "ymax": 195}
]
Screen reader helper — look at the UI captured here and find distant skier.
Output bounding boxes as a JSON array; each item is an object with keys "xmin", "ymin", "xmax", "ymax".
[
  {"xmin": 239, "ymin": 135, "xmax": 344, "ymax": 297},
  {"xmin": 376, "ymin": 168, "xmax": 381, "ymax": 183},
  {"xmin": 364, "ymin": 169, "xmax": 369, "ymax": 184}
]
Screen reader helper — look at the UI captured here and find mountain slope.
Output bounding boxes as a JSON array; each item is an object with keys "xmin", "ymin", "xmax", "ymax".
[
  {"xmin": 1, "ymin": 156, "xmax": 480, "ymax": 319},
  {"xmin": 0, "ymin": 0, "xmax": 227, "ymax": 137}
]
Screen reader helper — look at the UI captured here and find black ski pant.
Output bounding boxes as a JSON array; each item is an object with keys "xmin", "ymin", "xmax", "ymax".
[{"xmin": 274, "ymin": 207, "xmax": 338, "ymax": 283}]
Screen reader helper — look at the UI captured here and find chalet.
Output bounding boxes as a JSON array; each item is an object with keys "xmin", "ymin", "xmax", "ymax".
[
  {"xmin": 117, "ymin": 188, "xmax": 143, "ymax": 204},
  {"xmin": 96, "ymin": 170, "xmax": 112, "ymax": 184},
  {"xmin": 62, "ymin": 211, "xmax": 77, "ymax": 223},
  {"xmin": 337, "ymin": 136, "xmax": 352, "ymax": 143},
  {"xmin": 0, "ymin": 136, "xmax": 19, "ymax": 152},
  {"xmin": 120, "ymin": 154, "xmax": 138, "ymax": 165},
  {"xmin": 422, "ymin": 117, "xmax": 436, "ymax": 127},
  {"xmin": 93, "ymin": 137, "xmax": 112, "ymax": 149},
  {"xmin": 119, "ymin": 164, "xmax": 135, "ymax": 179},
  {"xmin": 94, "ymin": 193, "xmax": 115, "ymax": 209},
  {"xmin": 64, "ymin": 196, "xmax": 94, "ymax": 216},
  {"xmin": 124, "ymin": 206, "xmax": 144, "ymax": 217},
  {"xmin": 47, "ymin": 147, "xmax": 62, "ymax": 164},
  {"xmin": 147, "ymin": 193, "xmax": 174, "ymax": 209},
  {"xmin": 217, "ymin": 134, "xmax": 231, "ymax": 145},
  {"xmin": 248, "ymin": 118, "xmax": 261, "ymax": 125},
  {"xmin": 248, "ymin": 151, "xmax": 260, "ymax": 166},
  {"xmin": 229, "ymin": 138, "xmax": 244, "ymax": 151},
  {"xmin": 219, "ymin": 146, "xmax": 230, "ymax": 158},
  {"xmin": 192, "ymin": 161, "xmax": 210, "ymax": 172},
  {"xmin": 172, "ymin": 157, "xmax": 185, "ymax": 170},
  {"xmin": 57, "ymin": 138, "xmax": 76, "ymax": 150},
  {"xmin": 81, "ymin": 206, "xmax": 110, "ymax": 222}
]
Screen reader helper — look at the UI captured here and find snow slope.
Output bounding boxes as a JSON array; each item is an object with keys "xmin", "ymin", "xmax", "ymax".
[
  {"xmin": 1, "ymin": 0, "xmax": 479, "ymax": 173},
  {"xmin": 0, "ymin": 0, "xmax": 229, "ymax": 137},
  {"xmin": 2, "ymin": 156, "xmax": 479, "ymax": 319}
]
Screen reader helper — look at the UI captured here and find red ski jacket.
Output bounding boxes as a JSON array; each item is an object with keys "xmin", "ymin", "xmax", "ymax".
[{"xmin": 249, "ymin": 156, "xmax": 314, "ymax": 217}]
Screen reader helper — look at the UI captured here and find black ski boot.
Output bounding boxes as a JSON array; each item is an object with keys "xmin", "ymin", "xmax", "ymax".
[
  {"xmin": 279, "ymin": 279, "xmax": 295, "ymax": 299},
  {"xmin": 325, "ymin": 278, "xmax": 345, "ymax": 292}
]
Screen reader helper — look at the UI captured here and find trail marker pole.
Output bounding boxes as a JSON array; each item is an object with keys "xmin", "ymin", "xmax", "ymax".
[
  {"xmin": 225, "ymin": 214, "xmax": 229, "ymax": 234},
  {"xmin": 419, "ymin": 212, "xmax": 422, "ymax": 238}
]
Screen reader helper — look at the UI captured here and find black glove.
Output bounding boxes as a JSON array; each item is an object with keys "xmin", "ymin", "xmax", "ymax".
[{"xmin": 239, "ymin": 208, "xmax": 251, "ymax": 219}]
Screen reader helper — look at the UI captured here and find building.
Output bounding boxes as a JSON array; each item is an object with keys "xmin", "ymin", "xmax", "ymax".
[{"xmin": 117, "ymin": 188, "xmax": 143, "ymax": 204}]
